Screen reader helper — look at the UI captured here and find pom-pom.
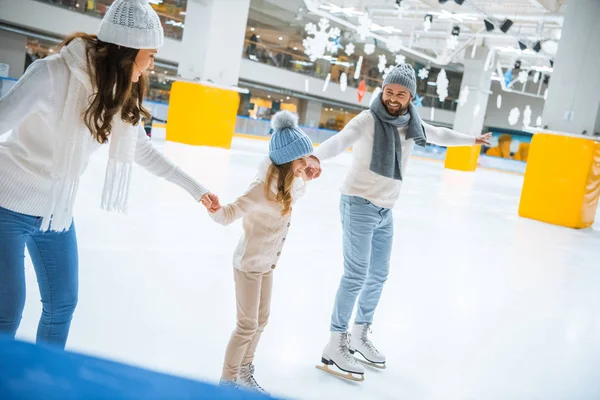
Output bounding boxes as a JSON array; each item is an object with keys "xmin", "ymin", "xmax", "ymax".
[{"xmin": 271, "ymin": 111, "xmax": 298, "ymax": 131}]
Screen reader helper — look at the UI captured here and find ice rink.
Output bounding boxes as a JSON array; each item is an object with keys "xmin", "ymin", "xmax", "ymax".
[{"xmin": 14, "ymin": 132, "xmax": 600, "ymax": 400}]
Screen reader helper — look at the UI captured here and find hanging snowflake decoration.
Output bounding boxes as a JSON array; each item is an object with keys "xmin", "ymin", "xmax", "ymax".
[
  {"xmin": 378, "ymin": 54, "xmax": 387, "ymax": 73},
  {"xmin": 395, "ymin": 54, "xmax": 406, "ymax": 65},
  {"xmin": 386, "ymin": 36, "xmax": 403, "ymax": 53},
  {"xmin": 413, "ymin": 94, "xmax": 423, "ymax": 107},
  {"xmin": 536, "ymin": 116, "xmax": 542, "ymax": 126},
  {"xmin": 544, "ymin": 88, "xmax": 549, "ymax": 100},
  {"xmin": 496, "ymin": 95, "xmax": 502, "ymax": 109},
  {"xmin": 354, "ymin": 56, "xmax": 364, "ymax": 79},
  {"xmin": 446, "ymin": 35, "xmax": 458, "ymax": 50},
  {"xmin": 303, "ymin": 18, "xmax": 341, "ymax": 61},
  {"xmin": 533, "ymin": 71, "xmax": 541, "ymax": 84},
  {"xmin": 382, "ymin": 65, "xmax": 394, "ymax": 80},
  {"xmin": 458, "ymin": 86, "xmax": 469, "ymax": 107},
  {"xmin": 508, "ymin": 107, "xmax": 520, "ymax": 126},
  {"xmin": 423, "ymin": 18, "xmax": 432, "ymax": 32},
  {"xmin": 340, "ymin": 72, "xmax": 348, "ymax": 92},
  {"xmin": 473, "ymin": 104, "xmax": 481, "ymax": 117},
  {"xmin": 322, "ymin": 73, "xmax": 331, "ymax": 92},
  {"xmin": 364, "ymin": 43, "xmax": 376, "ymax": 55},
  {"xmin": 418, "ymin": 68, "xmax": 429, "ymax": 80},
  {"xmin": 436, "ymin": 68, "xmax": 449, "ymax": 102},
  {"xmin": 345, "ymin": 42, "xmax": 355, "ymax": 56},
  {"xmin": 357, "ymin": 15, "xmax": 372, "ymax": 41},
  {"xmin": 523, "ymin": 105, "xmax": 532, "ymax": 127},
  {"xmin": 517, "ymin": 70, "xmax": 528, "ymax": 84}
]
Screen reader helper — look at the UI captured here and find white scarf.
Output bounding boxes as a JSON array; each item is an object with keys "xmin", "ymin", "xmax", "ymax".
[{"xmin": 41, "ymin": 38, "xmax": 139, "ymax": 232}]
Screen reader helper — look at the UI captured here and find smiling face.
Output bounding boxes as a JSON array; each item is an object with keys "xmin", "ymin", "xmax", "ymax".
[
  {"xmin": 132, "ymin": 49, "xmax": 157, "ymax": 82},
  {"xmin": 292, "ymin": 156, "xmax": 308, "ymax": 177},
  {"xmin": 382, "ymin": 83, "xmax": 412, "ymax": 116}
]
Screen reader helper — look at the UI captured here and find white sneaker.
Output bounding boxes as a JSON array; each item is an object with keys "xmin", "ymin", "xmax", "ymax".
[
  {"xmin": 318, "ymin": 331, "xmax": 365, "ymax": 381},
  {"xmin": 350, "ymin": 323, "xmax": 386, "ymax": 368},
  {"xmin": 238, "ymin": 363, "xmax": 267, "ymax": 394}
]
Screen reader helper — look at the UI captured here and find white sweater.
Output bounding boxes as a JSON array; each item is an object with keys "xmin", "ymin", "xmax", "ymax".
[
  {"xmin": 0, "ymin": 56, "xmax": 208, "ymax": 218},
  {"xmin": 210, "ymin": 158, "xmax": 307, "ymax": 273},
  {"xmin": 314, "ymin": 110, "xmax": 475, "ymax": 209}
]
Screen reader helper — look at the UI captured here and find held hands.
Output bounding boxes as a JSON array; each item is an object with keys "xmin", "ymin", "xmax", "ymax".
[
  {"xmin": 475, "ymin": 132, "xmax": 492, "ymax": 146},
  {"xmin": 305, "ymin": 155, "xmax": 322, "ymax": 180},
  {"xmin": 201, "ymin": 193, "xmax": 221, "ymax": 213}
]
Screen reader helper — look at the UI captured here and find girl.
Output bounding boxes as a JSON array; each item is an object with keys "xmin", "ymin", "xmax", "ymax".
[
  {"xmin": 210, "ymin": 111, "xmax": 314, "ymax": 393},
  {"xmin": 0, "ymin": 0, "xmax": 219, "ymax": 349}
]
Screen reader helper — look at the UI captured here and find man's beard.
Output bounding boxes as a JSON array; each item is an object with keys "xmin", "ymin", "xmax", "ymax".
[{"xmin": 383, "ymin": 99, "xmax": 409, "ymax": 116}]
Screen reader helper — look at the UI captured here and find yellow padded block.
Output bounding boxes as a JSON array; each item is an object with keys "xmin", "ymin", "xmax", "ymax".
[
  {"xmin": 518, "ymin": 133, "xmax": 600, "ymax": 229},
  {"xmin": 444, "ymin": 145, "xmax": 481, "ymax": 172},
  {"xmin": 166, "ymin": 81, "xmax": 240, "ymax": 149}
]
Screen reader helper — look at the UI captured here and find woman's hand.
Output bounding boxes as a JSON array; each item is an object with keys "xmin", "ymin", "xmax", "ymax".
[{"xmin": 201, "ymin": 193, "xmax": 221, "ymax": 213}]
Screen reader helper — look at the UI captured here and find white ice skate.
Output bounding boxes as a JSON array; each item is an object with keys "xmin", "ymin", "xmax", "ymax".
[
  {"xmin": 350, "ymin": 323, "xmax": 386, "ymax": 369},
  {"xmin": 238, "ymin": 363, "xmax": 268, "ymax": 394},
  {"xmin": 316, "ymin": 331, "xmax": 365, "ymax": 382}
]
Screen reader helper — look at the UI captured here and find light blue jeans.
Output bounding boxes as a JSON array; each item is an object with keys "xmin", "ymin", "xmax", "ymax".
[
  {"xmin": 330, "ymin": 195, "xmax": 394, "ymax": 332},
  {"xmin": 0, "ymin": 206, "xmax": 79, "ymax": 349}
]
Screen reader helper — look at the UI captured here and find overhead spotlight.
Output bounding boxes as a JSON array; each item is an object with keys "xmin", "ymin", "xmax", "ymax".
[
  {"xmin": 454, "ymin": 0, "xmax": 465, "ymax": 4},
  {"xmin": 514, "ymin": 60, "xmax": 521, "ymax": 69},
  {"xmin": 395, "ymin": 0, "xmax": 403, "ymax": 6},
  {"xmin": 543, "ymin": 75, "xmax": 550, "ymax": 85},
  {"xmin": 500, "ymin": 19, "xmax": 513, "ymax": 33},
  {"xmin": 452, "ymin": 25, "xmax": 460, "ymax": 36},
  {"xmin": 532, "ymin": 40, "xmax": 542, "ymax": 53},
  {"xmin": 423, "ymin": 14, "xmax": 433, "ymax": 32},
  {"xmin": 484, "ymin": 19, "xmax": 495, "ymax": 32},
  {"xmin": 549, "ymin": 59, "xmax": 554, "ymax": 67},
  {"xmin": 518, "ymin": 41, "xmax": 527, "ymax": 51}
]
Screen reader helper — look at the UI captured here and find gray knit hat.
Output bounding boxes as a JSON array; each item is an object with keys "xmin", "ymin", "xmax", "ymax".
[
  {"xmin": 269, "ymin": 111, "xmax": 313, "ymax": 165},
  {"xmin": 383, "ymin": 63, "xmax": 417, "ymax": 97},
  {"xmin": 98, "ymin": 0, "xmax": 164, "ymax": 49}
]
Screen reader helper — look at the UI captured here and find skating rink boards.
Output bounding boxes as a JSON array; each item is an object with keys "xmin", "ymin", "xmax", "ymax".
[{"xmin": 14, "ymin": 132, "xmax": 600, "ymax": 400}]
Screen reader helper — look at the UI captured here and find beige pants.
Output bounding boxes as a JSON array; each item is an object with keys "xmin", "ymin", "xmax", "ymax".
[{"xmin": 221, "ymin": 268, "xmax": 273, "ymax": 381}]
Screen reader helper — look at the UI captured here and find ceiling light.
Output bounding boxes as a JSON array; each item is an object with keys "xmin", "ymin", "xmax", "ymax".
[
  {"xmin": 267, "ymin": 95, "xmax": 271, "ymax": 98},
  {"xmin": 250, "ymin": 27, "xmax": 255, "ymax": 31},
  {"xmin": 164, "ymin": 71, "xmax": 168, "ymax": 75},
  {"xmin": 293, "ymin": 47, "xmax": 298, "ymax": 50},
  {"xmin": 151, "ymin": 71, "xmax": 155, "ymax": 74},
  {"xmin": 500, "ymin": 19, "xmax": 513, "ymax": 33},
  {"xmin": 286, "ymin": 96, "xmax": 290, "ymax": 100},
  {"xmin": 279, "ymin": 37, "xmax": 283, "ymax": 41},
  {"xmin": 256, "ymin": 35, "xmax": 261, "ymax": 38},
  {"xmin": 484, "ymin": 19, "xmax": 495, "ymax": 32}
]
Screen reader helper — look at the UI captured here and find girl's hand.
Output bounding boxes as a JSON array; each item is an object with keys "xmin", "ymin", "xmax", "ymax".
[{"xmin": 201, "ymin": 193, "xmax": 221, "ymax": 213}]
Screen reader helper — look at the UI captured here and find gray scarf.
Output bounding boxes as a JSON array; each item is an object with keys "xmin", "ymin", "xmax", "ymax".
[{"xmin": 369, "ymin": 93, "xmax": 427, "ymax": 181}]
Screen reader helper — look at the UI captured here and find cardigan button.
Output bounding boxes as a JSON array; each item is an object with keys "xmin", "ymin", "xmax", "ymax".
[
  {"xmin": 287, "ymin": 222, "xmax": 290, "ymax": 227},
  {"xmin": 271, "ymin": 264, "xmax": 276, "ymax": 270}
]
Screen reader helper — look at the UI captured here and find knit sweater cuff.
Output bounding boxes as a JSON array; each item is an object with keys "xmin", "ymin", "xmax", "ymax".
[{"xmin": 167, "ymin": 168, "xmax": 209, "ymax": 202}]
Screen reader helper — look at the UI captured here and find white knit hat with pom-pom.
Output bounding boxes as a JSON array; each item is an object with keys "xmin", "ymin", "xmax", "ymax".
[
  {"xmin": 98, "ymin": 0, "xmax": 164, "ymax": 49},
  {"xmin": 269, "ymin": 111, "xmax": 313, "ymax": 165}
]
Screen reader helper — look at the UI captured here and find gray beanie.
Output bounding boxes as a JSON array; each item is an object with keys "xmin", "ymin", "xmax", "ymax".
[{"xmin": 383, "ymin": 63, "xmax": 417, "ymax": 97}]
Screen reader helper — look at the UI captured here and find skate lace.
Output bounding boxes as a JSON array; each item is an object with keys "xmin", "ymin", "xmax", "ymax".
[
  {"xmin": 241, "ymin": 364, "xmax": 264, "ymax": 391},
  {"xmin": 360, "ymin": 325, "xmax": 380, "ymax": 355},
  {"xmin": 338, "ymin": 333, "xmax": 357, "ymax": 363}
]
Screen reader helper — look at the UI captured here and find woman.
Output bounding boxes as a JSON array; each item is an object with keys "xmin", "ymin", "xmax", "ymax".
[{"xmin": 0, "ymin": 0, "xmax": 219, "ymax": 349}]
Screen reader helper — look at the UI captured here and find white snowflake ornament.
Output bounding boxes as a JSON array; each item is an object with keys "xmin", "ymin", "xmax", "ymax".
[
  {"xmin": 340, "ymin": 72, "xmax": 348, "ymax": 92},
  {"xmin": 423, "ymin": 18, "xmax": 431, "ymax": 32},
  {"xmin": 536, "ymin": 116, "xmax": 542, "ymax": 126},
  {"xmin": 386, "ymin": 36, "xmax": 403, "ymax": 53},
  {"xmin": 523, "ymin": 105, "xmax": 532, "ymax": 127},
  {"xmin": 354, "ymin": 56, "xmax": 364, "ymax": 79},
  {"xmin": 533, "ymin": 71, "xmax": 541, "ymax": 84},
  {"xmin": 364, "ymin": 43, "xmax": 376, "ymax": 55},
  {"xmin": 544, "ymin": 88, "xmax": 549, "ymax": 100},
  {"xmin": 378, "ymin": 55, "xmax": 387, "ymax": 73},
  {"xmin": 508, "ymin": 107, "xmax": 520, "ymax": 126},
  {"xmin": 395, "ymin": 54, "xmax": 406, "ymax": 65},
  {"xmin": 473, "ymin": 104, "xmax": 481, "ymax": 117},
  {"xmin": 458, "ymin": 86, "xmax": 469, "ymax": 107},
  {"xmin": 517, "ymin": 70, "xmax": 528, "ymax": 84},
  {"xmin": 382, "ymin": 65, "xmax": 394, "ymax": 80},
  {"xmin": 345, "ymin": 42, "xmax": 355, "ymax": 56},
  {"xmin": 497, "ymin": 95, "xmax": 502, "ymax": 109},
  {"xmin": 418, "ymin": 68, "xmax": 429, "ymax": 80},
  {"xmin": 436, "ymin": 69, "xmax": 449, "ymax": 102},
  {"xmin": 322, "ymin": 73, "xmax": 331, "ymax": 92},
  {"xmin": 303, "ymin": 18, "xmax": 341, "ymax": 61},
  {"xmin": 357, "ymin": 15, "xmax": 372, "ymax": 41}
]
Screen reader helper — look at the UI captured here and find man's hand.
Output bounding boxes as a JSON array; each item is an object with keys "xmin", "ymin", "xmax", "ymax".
[
  {"xmin": 475, "ymin": 132, "xmax": 492, "ymax": 146},
  {"xmin": 201, "ymin": 193, "xmax": 221, "ymax": 213},
  {"xmin": 305, "ymin": 155, "xmax": 322, "ymax": 180}
]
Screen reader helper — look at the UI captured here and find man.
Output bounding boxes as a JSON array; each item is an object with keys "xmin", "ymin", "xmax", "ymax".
[{"xmin": 308, "ymin": 64, "xmax": 491, "ymax": 381}]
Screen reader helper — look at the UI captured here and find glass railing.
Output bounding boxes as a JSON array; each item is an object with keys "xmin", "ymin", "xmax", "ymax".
[
  {"xmin": 242, "ymin": 39, "xmax": 384, "ymax": 93},
  {"xmin": 32, "ymin": 0, "xmax": 186, "ymax": 40}
]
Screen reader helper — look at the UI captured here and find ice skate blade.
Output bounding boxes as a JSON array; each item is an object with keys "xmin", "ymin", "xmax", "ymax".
[
  {"xmin": 356, "ymin": 358, "xmax": 386, "ymax": 370},
  {"xmin": 315, "ymin": 364, "xmax": 365, "ymax": 382}
]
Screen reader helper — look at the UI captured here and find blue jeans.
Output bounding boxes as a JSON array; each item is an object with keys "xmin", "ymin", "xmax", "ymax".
[
  {"xmin": 330, "ymin": 195, "xmax": 394, "ymax": 332},
  {"xmin": 0, "ymin": 206, "xmax": 78, "ymax": 349}
]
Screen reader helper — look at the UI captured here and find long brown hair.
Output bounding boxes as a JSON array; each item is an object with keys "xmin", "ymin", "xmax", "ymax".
[
  {"xmin": 61, "ymin": 33, "xmax": 151, "ymax": 144},
  {"xmin": 265, "ymin": 161, "xmax": 299, "ymax": 216}
]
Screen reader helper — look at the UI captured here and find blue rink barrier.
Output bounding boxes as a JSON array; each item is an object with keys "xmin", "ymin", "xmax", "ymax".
[{"xmin": 0, "ymin": 337, "xmax": 276, "ymax": 399}]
